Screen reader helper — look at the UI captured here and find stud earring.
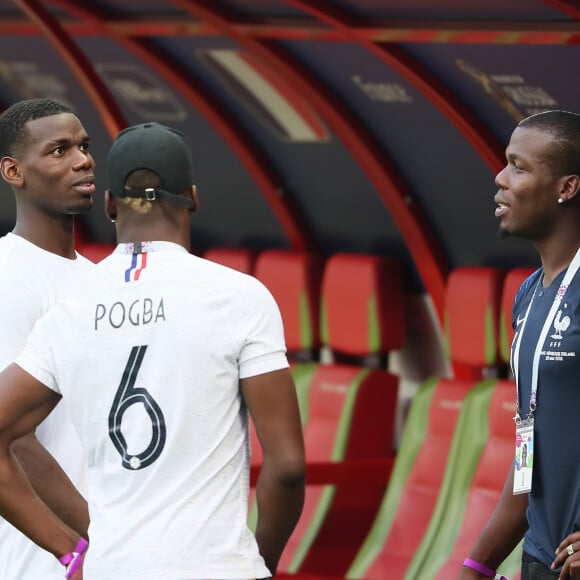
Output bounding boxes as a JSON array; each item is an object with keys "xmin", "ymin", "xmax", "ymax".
[{"xmin": 558, "ymin": 198, "xmax": 564, "ymax": 204}]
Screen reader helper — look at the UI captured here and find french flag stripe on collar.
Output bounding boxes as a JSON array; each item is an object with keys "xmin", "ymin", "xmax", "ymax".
[{"xmin": 125, "ymin": 252, "xmax": 148, "ymax": 282}]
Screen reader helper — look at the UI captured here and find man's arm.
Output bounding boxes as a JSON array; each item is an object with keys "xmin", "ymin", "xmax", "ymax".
[
  {"xmin": 458, "ymin": 463, "xmax": 528, "ymax": 578},
  {"xmin": 241, "ymin": 368, "xmax": 306, "ymax": 576},
  {"xmin": 0, "ymin": 280, "xmax": 89, "ymax": 537},
  {"xmin": 11, "ymin": 433, "xmax": 89, "ymax": 536},
  {"xmin": 0, "ymin": 363, "xmax": 83, "ymax": 560}
]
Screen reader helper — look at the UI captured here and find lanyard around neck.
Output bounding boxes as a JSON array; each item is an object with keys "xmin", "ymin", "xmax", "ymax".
[{"xmin": 512, "ymin": 247, "xmax": 580, "ymax": 423}]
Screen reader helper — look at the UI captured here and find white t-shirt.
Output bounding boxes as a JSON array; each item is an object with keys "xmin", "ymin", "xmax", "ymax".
[
  {"xmin": 0, "ymin": 232, "xmax": 93, "ymax": 580},
  {"xmin": 16, "ymin": 241, "xmax": 289, "ymax": 580}
]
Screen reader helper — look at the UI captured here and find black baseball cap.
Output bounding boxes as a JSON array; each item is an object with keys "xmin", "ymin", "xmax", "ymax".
[{"xmin": 107, "ymin": 122, "xmax": 194, "ymax": 207}]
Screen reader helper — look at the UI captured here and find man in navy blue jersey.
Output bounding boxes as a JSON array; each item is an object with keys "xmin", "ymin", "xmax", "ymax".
[{"xmin": 460, "ymin": 110, "xmax": 580, "ymax": 580}]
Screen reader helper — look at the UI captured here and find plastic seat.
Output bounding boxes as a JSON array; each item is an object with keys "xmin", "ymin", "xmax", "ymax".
[
  {"xmin": 250, "ymin": 249, "xmax": 324, "ymax": 457},
  {"xmin": 407, "ymin": 267, "xmax": 530, "ymax": 579},
  {"xmin": 343, "ymin": 266, "xmax": 505, "ymax": 580},
  {"xmin": 406, "ymin": 268, "xmax": 535, "ymax": 580},
  {"xmin": 279, "ymin": 253, "xmax": 405, "ymax": 577},
  {"xmin": 254, "ymin": 249, "xmax": 324, "ymax": 361},
  {"xmin": 248, "ymin": 250, "xmax": 324, "ymax": 528},
  {"xmin": 203, "ymin": 246, "xmax": 256, "ymax": 274},
  {"xmin": 345, "ymin": 377, "xmax": 476, "ymax": 579},
  {"xmin": 499, "ymin": 267, "xmax": 538, "ymax": 365},
  {"xmin": 444, "ymin": 266, "xmax": 506, "ymax": 379},
  {"xmin": 77, "ymin": 242, "xmax": 116, "ymax": 263},
  {"xmin": 408, "ymin": 379, "xmax": 522, "ymax": 580},
  {"xmin": 285, "ymin": 366, "xmax": 399, "ymax": 576}
]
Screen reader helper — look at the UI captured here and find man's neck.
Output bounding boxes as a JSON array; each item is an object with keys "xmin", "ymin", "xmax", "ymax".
[
  {"xmin": 12, "ymin": 217, "xmax": 76, "ymax": 259},
  {"xmin": 536, "ymin": 230, "xmax": 580, "ymax": 286},
  {"xmin": 116, "ymin": 223, "xmax": 191, "ymax": 253}
]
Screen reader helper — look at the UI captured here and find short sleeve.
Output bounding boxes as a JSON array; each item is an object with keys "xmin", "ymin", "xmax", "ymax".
[
  {"xmin": 237, "ymin": 279, "xmax": 289, "ymax": 379},
  {"xmin": 14, "ymin": 310, "xmax": 60, "ymax": 394}
]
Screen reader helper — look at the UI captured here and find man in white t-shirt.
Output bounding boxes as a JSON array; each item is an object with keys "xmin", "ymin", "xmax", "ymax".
[
  {"xmin": 0, "ymin": 98, "xmax": 94, "ymax": 579},
  {"xmin": 0, "ymin": 122, "xmax": 305, "ymax": 579}
]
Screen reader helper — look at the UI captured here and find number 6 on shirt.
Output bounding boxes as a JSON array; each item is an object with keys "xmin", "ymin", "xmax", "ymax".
[{"xmin": 108, "ymin": 345, "xmax": 167, "ymax": 470}]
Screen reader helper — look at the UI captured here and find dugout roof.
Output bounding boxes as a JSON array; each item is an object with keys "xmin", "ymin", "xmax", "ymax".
[{"xmin": 0, "ymin": 0, "xmax": 577, "ymax": 315}]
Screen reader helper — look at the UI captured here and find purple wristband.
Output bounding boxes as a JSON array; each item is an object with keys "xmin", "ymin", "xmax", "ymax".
[
  {"xmin": 463, "ymin": 558, "xmax": 509, "ymax": 580},
  {"xmin": 59, "ymin": 538, "xmax": 88, "ymax": 579}
]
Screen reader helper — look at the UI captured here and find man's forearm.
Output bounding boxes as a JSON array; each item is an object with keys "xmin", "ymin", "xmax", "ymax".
[
  {"xmin": 12, "ymin": 432, "xmax": 89, "ymax": 536},
  {"xmin": 0, "ymin": 445, "xmax": 81, "ymax": 561},
  {"xmin": 459, "ymin": 465, "xmax": 528, "ymax": 578},
  {"xmin": 254, "ymin": 463, "xmax": 305, "ymax": 575}
]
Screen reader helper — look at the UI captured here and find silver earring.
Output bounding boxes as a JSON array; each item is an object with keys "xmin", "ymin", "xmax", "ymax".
[{"xmin": 558, "ymin": 198, "xmax": 564, "ymax": 204}]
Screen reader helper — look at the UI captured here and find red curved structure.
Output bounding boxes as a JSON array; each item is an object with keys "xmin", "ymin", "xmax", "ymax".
[
  {"xmin": 542, "ymin": 0, "xmax": 580, "ymax": 20},
  {"xmin": 14, "ymin": 0, "xmax": 126, "ymax": 139}
]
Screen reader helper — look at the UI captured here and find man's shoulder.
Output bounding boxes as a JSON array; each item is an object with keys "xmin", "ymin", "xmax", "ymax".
[
  {"xmin": 513, "ymin": 268, "xmax": 542, "ymax": 308},
  {"xmin": 0, "ymin": 233, "xmax": 22, "ymax": 270},
  {"xmin": 0, "ymin": 235, "xmax": 36, "ymax": 288},
  {"xmin": 197, "ymin": 256, "xmax": 270, "ymax": 296},
  {"xmin": 183, "ymin": 254, "xmax": 257, "ymax": 284}
]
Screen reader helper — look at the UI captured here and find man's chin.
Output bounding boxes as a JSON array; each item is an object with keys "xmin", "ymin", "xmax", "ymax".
[
  {"xmin": 68, "ymin": 200, "xmax": 94, "ymax": 214},
  {"xmin": 498, "ymin": 226, "xmax": 513, "ymax": 239}
]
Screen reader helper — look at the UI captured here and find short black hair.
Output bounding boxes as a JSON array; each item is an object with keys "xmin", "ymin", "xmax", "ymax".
[
  {"xmin": 518, "ymin": 110, "xmax": 580, "ymax": 177},
  {"xmin": 0, "ymin": 98, "xmax": 73, "ymax": 158}
]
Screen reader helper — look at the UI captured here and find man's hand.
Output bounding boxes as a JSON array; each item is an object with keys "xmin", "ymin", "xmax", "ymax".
[{"xmin": 553, "ymin": 532, "xmax": 580, "ymax": 578}]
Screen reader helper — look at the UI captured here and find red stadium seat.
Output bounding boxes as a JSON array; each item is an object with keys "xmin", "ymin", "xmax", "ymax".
[
  {"xmin": 254, "ymin": 249, "xmax": 324, "ymax": 359},
  {"xmin": 346, "ymin": 378, "xmax": 474, "ymax": 579},
  {"xmin": 249, "ymin": 249, "xmax": 324, "ymax": 456},
  {"xmin": 444, "ymin": 266, "xmax": 505, "ymax": 379},
  {"xmin": 499, "ymin": 267, "xmax": 537, "ymax": 365},
  {"xmin": 283, "ymin": 365, "xmax": 399, "ymax": 576},
  {"xmin": 248, "ymin": 250, "xmax": 324, "ymax": 529},
  {"xmin": 320, "ymin": 253, "xmax": 405, "ymax": 358},
  {"xmin": 400, "ymin": 268, "xmax": 531, "ymax": 579},
  {"xmin": 414, "ymin": 379, "xmax": 522, "ymax": 580},
  {"xmin": 203, "ymin": 246, "xmax": 256, "ymax": 275},
  {"xmin": 344, "ymin": 266, "xmax": 507, "ymax": 580},
  {"xmin": 77, "ymin": 242, "xmax": 116, "ymax": 263},
  {"xmin": 278, "ymin": 253, "xmax": 405, "ymax": 577}
]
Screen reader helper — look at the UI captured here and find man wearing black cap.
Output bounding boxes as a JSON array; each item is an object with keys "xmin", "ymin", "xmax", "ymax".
[{"xmin": 0, "ymin": 121, "xmax": 305, "ymax": 580}]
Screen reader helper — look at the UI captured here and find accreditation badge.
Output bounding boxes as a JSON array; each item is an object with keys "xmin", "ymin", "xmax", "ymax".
[{"xmin": 513, "ymin": 418, "xmax": 534, "ymax": 494}]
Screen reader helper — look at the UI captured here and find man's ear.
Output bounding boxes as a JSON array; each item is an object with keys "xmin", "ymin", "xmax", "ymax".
[
  {"xmin": 567, "ymin": 174, "xmax": 580, "ymax": 201},
  {"xmin": 189, "ymin": 185, "xmax": 199, "ymax": 213},
  {"xmin": 559, "ymin": 174, "xmax": 580, "ymax": 203},
  {"xmin": 0, "ymin": 156, "xmax": 23, "ymax": 187},
  {"xmin": 105, "ymin": 191, "xmax": 118, "ymax": 222}
]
